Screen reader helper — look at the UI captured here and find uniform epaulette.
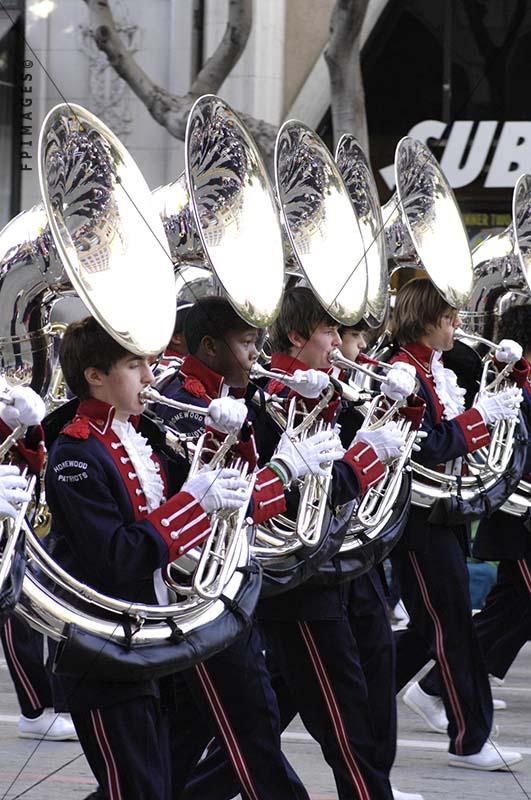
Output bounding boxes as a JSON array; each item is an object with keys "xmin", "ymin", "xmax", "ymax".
[{"xmin": 62, "ymin": 416, "xmax": 91, "ymax": 440}]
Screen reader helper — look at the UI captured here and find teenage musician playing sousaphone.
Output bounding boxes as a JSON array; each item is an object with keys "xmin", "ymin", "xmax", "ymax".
[
  {"xmin": 411, "ymin": 303, "xmax": 531, "ymax": 725},
  {"xmin": 152, "ymin": 295, "xmax": 344, "ymax": 800},
  {"xmin": 177, "ymin": 287, "xmax": 416, "ymax": 800},
  {"xmin": 44, "ymin": 317, "xmax": 266, "ymax": 800},
  {"xmin": 392, "ymin": 277, "xmax": 525, "ymax": 771}
]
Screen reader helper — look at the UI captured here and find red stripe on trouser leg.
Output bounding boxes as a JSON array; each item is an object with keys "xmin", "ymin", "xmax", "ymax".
[
  {"xmin": 90, "ymin": 710, "xmax": 123, "ymax": 800},
  {"xmin": 409, "ymin": 552, "xmax": 467, "ymax": 755},
  {"xmin": 517, "ymin": 560, "xmax": 531, "ymax": 594},
  {"xmin": 195, "ymin": 662, "xmax": 260, "ymax": 800},
  {"xmin": 298, "ymin": 622, "xmax": 372, "ymax": 800},
  {"xmin": 4, "ymin": 618, "xmax": 40, "ymax": 710}
]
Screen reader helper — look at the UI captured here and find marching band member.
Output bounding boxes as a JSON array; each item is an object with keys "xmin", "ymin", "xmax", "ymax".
[
  {"xmin": 391, "ymin": 278, "xmax": 523, "ymax": 771},
  {"xmin": 181, "ymin": 297, "xmax": 420, "ymax": 800},
  {"xmin": 44, "ymin": 317, "xmax": 257, "ymax": 800},
  {"xmin": 0, "ymin": 384, "xmax": 78, "ymax": 742},
  {"xmin": 154, "ymin": 295, "xmax": 346, "ymax": 800},
  {"xmin": 255, "ymin": 287, "xmax": 409, "ymax": 800},
  {"xmin": 337, "ymin": 322, "xmax": 422, "ymax": 800},
  {"xmin": 412, "ymin": 304, "xmax": 531, "ymax": 722}
]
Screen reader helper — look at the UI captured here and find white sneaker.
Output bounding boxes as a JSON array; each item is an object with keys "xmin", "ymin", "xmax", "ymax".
[
  {"xmin": 448, "ymin": 741, "xmax": 522, "ymax": 771},
  {"xmin": 392, "ymin": 787, "xmax": 424, "ymax": 800},
  {"xmin": 19, "ymin": 710, "xmax": 78, "ymax": 741},
  {"xmin": 403, "ymin": 682, "xmax": 447, "ymax": 733},
  {"xmin": 493, "ymin": 698, "xmax": 507, "ymax": 710}
]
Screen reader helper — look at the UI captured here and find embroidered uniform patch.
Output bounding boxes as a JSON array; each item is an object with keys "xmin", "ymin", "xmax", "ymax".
[{"xmin": 53, "ymin": 459, "xmax": 89, "ymax": 483}]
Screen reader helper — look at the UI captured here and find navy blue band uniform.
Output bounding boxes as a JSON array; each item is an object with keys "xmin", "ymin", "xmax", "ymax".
[{"xmin": 391, "ymin": 342, "xmax": 496, "ymax": 756}]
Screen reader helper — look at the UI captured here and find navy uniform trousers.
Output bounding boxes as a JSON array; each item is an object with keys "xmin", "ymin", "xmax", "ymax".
[
  {"xmin": 1, "ymin": 615, "xmax": 53, "ymax": 717},
  {"xmin": 68, "ymin": 625, "xmax": 308, "ymax": 800},
  {"xmin": 393, "ymin": 508, "xmax": 493, "ymax": 756},
  {"xmin": 183, "ymin": 568, "xmax": 395, "ymax": 800},
  {"xmin": 420, "ymin": 536, "xmax": 531, "ymax": 695}
]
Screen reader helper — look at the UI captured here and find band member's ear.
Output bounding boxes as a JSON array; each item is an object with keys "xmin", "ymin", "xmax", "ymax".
[
  {"xmin": 202, "ymin": 335, "xmax": 217, "ymax": 357},
  {"xmin": 84, "ymin": 366, "xmax": 105, "ymax": 389},
  {"xmin": 287, "ymin": 330, "xmax": 306, "ymax": 350}
]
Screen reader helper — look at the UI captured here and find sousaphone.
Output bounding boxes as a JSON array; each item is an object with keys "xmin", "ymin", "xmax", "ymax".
[
  {"xmin": 5, "ymin": 103, "xmax": 261, "ymax": 681},
  {"xmin": 367, "ymin": 138, "xmax": 525, "ymax": 521},
  {"xmin": 253, "ymin": 122, "xmax": 370, "ymax": 596}
]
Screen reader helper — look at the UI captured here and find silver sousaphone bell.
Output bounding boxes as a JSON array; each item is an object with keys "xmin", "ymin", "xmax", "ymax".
[
  {"xmin": 460, "ymin": 173, "xmax": 531, "ymax": 340},
  {"xmin": 382, "ymin": 136, "xmax": 474, "ymax": 309},
  {"xmin": 153, "ymin": 94, "xmax": 285, "ymax": 328},
  {"xmin": 335, "ymin": 134, "xmax": 388, "ymax": 328}
]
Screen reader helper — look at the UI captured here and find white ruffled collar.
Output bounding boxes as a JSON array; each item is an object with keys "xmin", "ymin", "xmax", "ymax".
[
  {"xmin": 430, "ymin": 351, "xmax": 466, "ymax": 420},
  {"xmin": 111, "ymin": 419, "xmax": 164, "ymax": 512}
]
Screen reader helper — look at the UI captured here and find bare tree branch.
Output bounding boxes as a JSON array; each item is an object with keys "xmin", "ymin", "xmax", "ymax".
[
  {"xmin": 84, "ymin": 0, "xmax": 277, "ymax": 159},
  {"xmin": 324, "ymin": 0, "xmax": 370, "ymax": 153},
  {"xmin": 190, "ymin": 0, "xmax": 252, "ymax": 96}
]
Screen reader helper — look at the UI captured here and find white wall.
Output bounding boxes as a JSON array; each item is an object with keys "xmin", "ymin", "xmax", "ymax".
[{"xmin": 21, "ymin": 0, "xmax": 195, "ymax": 208}]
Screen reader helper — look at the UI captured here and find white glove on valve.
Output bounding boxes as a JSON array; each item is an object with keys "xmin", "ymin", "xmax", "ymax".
[
  {"xmin": 182, "ymin": 468, "xmax": 249, "ymax": 515},
  {"xmin": 272, "ymin": 429, "xmax": 345, "ymax": 481},
  {"xmin": 381, "ymin": 363, "xmax": 416, "ymax": 402},
  {"xmin": 205, "ymin": 397, "xmax": 247, "ymax": 435},
  {"xmin": 474, "ymin": 387, "xmax": 523, "ymax": 424},
  {"xmin": 496, "ymin": 339, "xmax": 523, "ymax": 364},
  {"xmin": 354, "ymin": 420, "xmax": 407, "ymax": 462},
  {"xmin": 291, "ymin": 369, "xmax": 329, "ymax": 399},
  {"xmin": 0, "ymin": 386, "xmax": 46, "ymax": 429},
  {"xmin": 0, "ymin": 465, "xmax": 31, "ymax": 520}
]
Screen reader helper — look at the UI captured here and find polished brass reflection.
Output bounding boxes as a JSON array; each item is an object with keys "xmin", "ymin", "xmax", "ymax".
[
  {"xmin": 275, "ymin": 121, "xmax": 368, "ymax": 325},
  {"xmin": 461, "ymin": 173, "xmax": 531, "ymax": 340},
  {"xmin": 154, "ymin": 95, "xmax": 285, "ymax": 328},
  {"xmin": 335, "ymin": 135, "xmax": 388, "ymax": 328},
  {"xmin": 383, "ymin": 137, "xmax": 473, "ymax": 309},
  {"xmin": 39, "ymin": 103, "xmax": 176, "ymax": 356}
]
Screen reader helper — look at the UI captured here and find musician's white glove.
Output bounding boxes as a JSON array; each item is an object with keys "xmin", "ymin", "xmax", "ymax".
[
  {"xmin": 474, "ymin": 387, "xmax": 523, "ymax": 424},
  {"xmin": 182, "ymin": 467, "xmax": 249, "ymax": 514},
  {"xmin": 205, "ymin": 397, "xmax": 247, "ymax": 435},
  {"xmin": 496, "ymin": 339, "xmax": 523, "ymax": 364},
  {"xmin": 0, "ymin": 465, "xmax": 31, "ymax": 520},
  {"xmin": 354, "ymin": 420, "xmax": 407, "ymax": 462},
  {"xmin": 291, "ymin": 369, "xmax": 329, "ymax": 399},
  {"xmin": 0, "ymin": 386, "xmax": 46, "ymax": 429},
  {"xmin": 412, "ymin": 430, "xmax": 428, "ymax": 452},
  {"xmin": 271, "ymin": 429, "xmax": 345, "ymax": 481},
  {"xmin": 380, "ymin": 363, "xmax": 416, "ymax": 402}
]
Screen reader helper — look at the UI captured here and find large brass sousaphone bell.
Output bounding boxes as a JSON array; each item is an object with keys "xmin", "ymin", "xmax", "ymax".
[
  {"xmin": 335, "ymin": 134, "xmax": 388, "ymax": 328},
  {"xmin": 8, "ymin": 104, "xmax": 260, "ymax": 679},
  {"xmin": 383, "ymin": 136, "xmax": 474, "ymax": 308},
  {"xmin": 153, "ymin": 95, "xmax": 284, "ymax": 328},
  {"xmin": 461, "ymin": 173, "xmax": 531, "ymax": 340},
  {"xmin": 275, "ymin": 121, "xmax": 368, "ymax": 324}
]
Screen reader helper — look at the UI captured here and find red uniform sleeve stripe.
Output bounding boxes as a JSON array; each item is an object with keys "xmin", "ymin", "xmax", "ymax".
[
  {"xmin": 343, "ymin": 442, "xmax": 386, "ymax": 497},
  {"xmin": 454, "ymin": 407, "xmax": 491, "ymax": 453}
]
